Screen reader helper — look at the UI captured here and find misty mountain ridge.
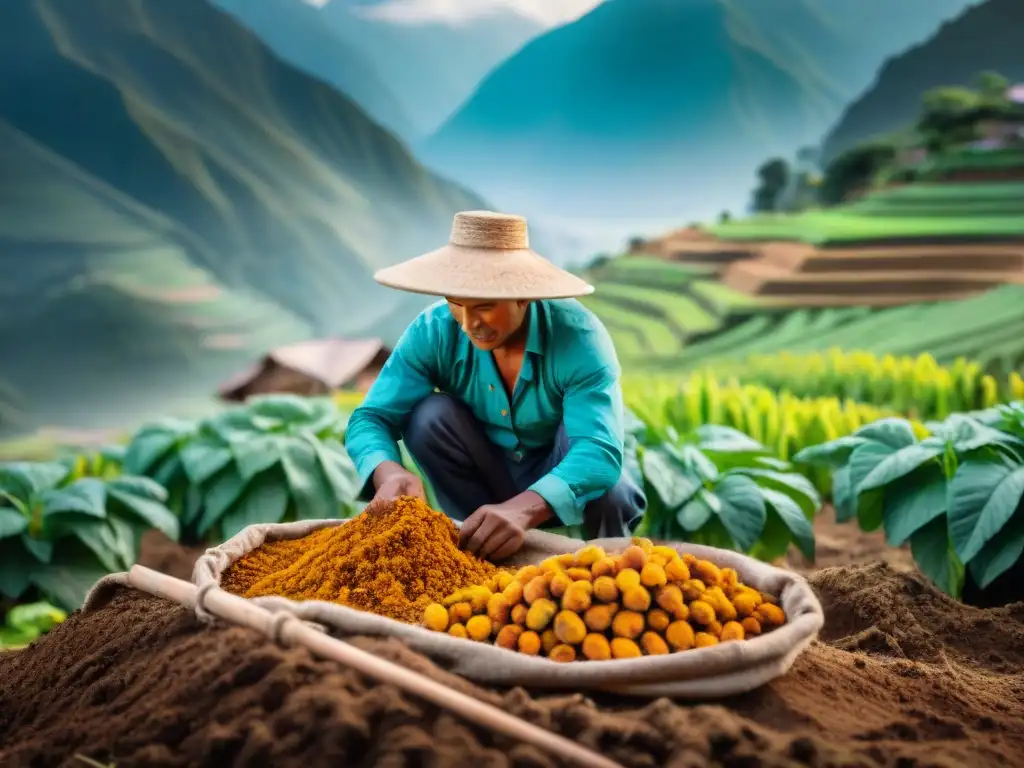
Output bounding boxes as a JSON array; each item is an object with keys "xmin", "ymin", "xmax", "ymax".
[
  {"xmin": 821, "ymin": 0, "xmax": 1024, "ymax": 161},
  {"xmin": 216, "ymin": 0, "xmax": 544, "ymax": 139},
  {"xmin": 0, "ymin": 0, "xmax": 485, "ymax": 434},
  {"xmin": 419, "ymin": 0, "xmax": 978, "ymax": 220}
]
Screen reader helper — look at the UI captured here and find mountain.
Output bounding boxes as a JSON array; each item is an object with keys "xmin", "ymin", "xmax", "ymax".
[
  {"xmin": 419, "ymin": 0, "xmax": 977, "ymax": 220},
  {"xmin": 0, "ymin": 0, "xmax": 484, "ymax": 435},
  {"xmin": 821, "ymin": 0, "xmax": 1024, "ymax": 162},
  {"xmin": 215, "ymin": 0, "xmax": 544, "ymax": 140},
  {"xmin": 210, "ymin": 0, "xmax": 415, "ymax": 139}
]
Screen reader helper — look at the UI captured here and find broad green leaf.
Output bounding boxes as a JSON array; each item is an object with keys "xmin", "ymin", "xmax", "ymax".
[
  {"xmin": 106, "ymin": 514, "xmax": 139, "ymax": 568},
  {"xmin": 664, "ymin": 444, "xmax": 718, "ymax": 481},
  {"xmin": 792, "ymin": 435, "xmax": 867, "ymax": 468},
  {"xmin": 0, "ymin": 539, "xmax": 34, "ymax": 599},
  {"xmin": 677, "ymin": 497, "xmax": 713, "ymax": 532},
  {"xmin": 882, "ymin": 467, "xmax": 948, "ymax": 547},
  {"xmin": 182, "ymin": 485, "xmax": 204, "ymax": 527},
  {"xmin": 106, "ymin": 475, "xmax": 168, "ymax": 503},
  {"xmin": 832, "ymin": 465, "xmax": 856, "ymax": 522},
  {"xmin": 641, "ymin": 446, "xmax": 700, "ymax": 511},
  {"xmin": 858, "ymin": 444, "xmax": 944, "ymax": 494},
  {"xmin": 194, "ymin": 466, "xmax": 249, "ymax": 537},
  {"xmin": 967, "ymin": 511, "xmax": 1024, "ymax": 589},
  {"xmin": 713, "ymin": 474, "xmax": 767, "ymax": 552},
  {"xmin": 0, "ymin": 627, "xmax": 37, "ymax": 647},
  {"xmin": 123, "ymin": 424, "xmax": 188, "ymax": 475},
  {"xmin": 749, "ymin": 509, "xmax": 792, "ymax": 563},
  {"xmin": 761, "ymin": 488, "xmax": 815, "ymax": 561},
  {"xmin": 854, "ymin": 418, "xmax": 917, "ymax": 450},
  {"xmin": 0, "ymin": 507, "xmax": 27, "ymax": 539},
  {"xmin": 179, "ymin": 438, "xmax": 233, "ymax": 485},
  {"xmin": 909, "ymin": 516, "xmax": 964, "ymax": 598},
  {"xmin": 857, "ymin": 488, "xmax": 885, "ymax": 533},
  {"xmin": 930, "ymin": 414, "xmax": 1020, "ymax": 453},
  {"xmin": 20, "ymin": 533, "xmax": 52, "ymax": 563},
  {"xmin": 692, "ymin": 425, "xmax": 766, "ymax": 454},
  {"xmin": 67, "ymin": 519, "xmax": 124, "ymax": 573},
  {"xmin": 152, "ymin": 453, "xmax": 186, "ymax": 489},
  {"xmin": 948, "ymin": 461, "xmax": 1024, "ymax": 564},
  {"xmin": 41, "ymin": 479, "xmax": 108, "ymax": 519},
  {"xmin": 247, "ymin": 394, "xmax": 317, "ymax": 423},
  {"xmin": 312, "ymin": 438, "xmax": 359, "ymax": 502},
  {"xmin": 0, "ymin": 462, "xmax": 70, "ymax": 498},
  {"xmin": 206, "ymin": 409, "xmax": 262, "ymax": 443},
  {"xmin": 836, "ymin": 442, "xmax": 892, "ymax": 526},
  {"xmin": 108, "ymin": 488, "xmax": 179, "ymax": 540},
  {"xmin": 732, "ymin": 469, "xmax": 821, "ymax": 519},
  {"xmin": 686, "ymin": 514, "xmax": 737, "ymax": 550},
  {"xmin": 280, "ymin": 436, "xmax": 337, "ymax": 520},
  {"xmin": 220, "ymin": 469, "xmax": 291, "ymax": 539},
  {"xmin": 30, "ymin": 541, "xmax": 112, "ymax": 611},
  {"xmin": 6, "ymin": 601, "xmax": 66, "ymax": 632},
  {"xmin": 231, "ymin": 434, "xmax": 282, "ymax": 480}
]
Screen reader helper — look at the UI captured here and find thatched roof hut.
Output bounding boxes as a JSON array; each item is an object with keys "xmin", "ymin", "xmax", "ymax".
[{"xmin": 218, "ymin": 338, "xmax": 390, "ymax": 402}]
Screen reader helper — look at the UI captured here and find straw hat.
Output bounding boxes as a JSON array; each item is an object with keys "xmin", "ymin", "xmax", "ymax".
[{"xmin": 373, "ymin": 211, "xmax": 594, "ymax": 300}]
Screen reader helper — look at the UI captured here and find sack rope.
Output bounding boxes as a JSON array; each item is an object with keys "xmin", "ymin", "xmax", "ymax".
[{"xmin": 126, "ymin": 565, "xmax": 626, "ymax": 768}]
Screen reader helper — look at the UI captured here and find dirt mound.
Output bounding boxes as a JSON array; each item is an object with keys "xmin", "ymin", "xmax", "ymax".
[{"xmin": 2, "ymin": 561, "xmax": 1022, "ymax": 768}]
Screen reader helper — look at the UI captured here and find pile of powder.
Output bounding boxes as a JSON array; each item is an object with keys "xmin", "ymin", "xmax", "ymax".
[{"xmin": 219, "ymin": 496, "xmax": 499, "ymax": 623}]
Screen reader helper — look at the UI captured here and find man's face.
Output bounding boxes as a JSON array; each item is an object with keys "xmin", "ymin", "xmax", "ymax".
[{"xmin": 446, "ymin": 298, "xmax": 530, "ymax": 351}]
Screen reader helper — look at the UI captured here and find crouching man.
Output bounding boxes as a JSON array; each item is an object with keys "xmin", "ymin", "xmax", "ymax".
[{"xmin": 344, "ymin": 211, "xmax": 646, "ymax": 561}]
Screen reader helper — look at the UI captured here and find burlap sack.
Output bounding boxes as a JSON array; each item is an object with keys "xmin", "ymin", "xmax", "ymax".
[{"xmin": 159, "ymin": 516, "xmax": 824, "ymax": 699}]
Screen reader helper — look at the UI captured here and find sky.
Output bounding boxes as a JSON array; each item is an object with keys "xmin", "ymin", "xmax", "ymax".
[{"xmin": 302, "ymin": 0, "xmax": 606, "ymax": 27}]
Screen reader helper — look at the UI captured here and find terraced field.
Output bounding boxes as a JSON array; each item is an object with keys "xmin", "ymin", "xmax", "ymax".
[
  {"xmin": 703, "ymin": 180, "xmax": 1024, "ymax": 246},
  {"xmin": 579, "ymin": 256, "xmax": 761, "ymax": 360},
  {"xmin": 639, "ymin": 284, "xmax": 1024, "ymax": 377}
]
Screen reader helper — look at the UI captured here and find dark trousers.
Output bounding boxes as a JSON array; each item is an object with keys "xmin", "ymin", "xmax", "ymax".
[{"xmin": 403, "ymin": 393, "xmax": 646, "ymax": 539}]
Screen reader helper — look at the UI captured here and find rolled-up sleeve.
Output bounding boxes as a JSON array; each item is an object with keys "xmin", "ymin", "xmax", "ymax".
[
  {"xmin": 344, "ymin": 314, "xmax": 438, "ymax": 498},
  {"xmin": 528, "ymin": 327, "xmax": 624, "ymax": 526}
]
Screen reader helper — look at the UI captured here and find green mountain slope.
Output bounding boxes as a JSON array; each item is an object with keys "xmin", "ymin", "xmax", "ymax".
[
  {"xmin": 420, "ymin": 0, "xmax": 975, "ymax": 220},
  {"xmin": 211, "ymin": 0, "xmax": 415, "ymax": 138},
  {"xmin": 0, "ymin": 0, "xmax": 484, "ymax": 435},
  {"xmin": 821, "ymin": 0, "xmax": 1024, "ymax": 162},
  {"xmin": 215, "ymin": 0, "xmax": 544, "ymax": 140}
]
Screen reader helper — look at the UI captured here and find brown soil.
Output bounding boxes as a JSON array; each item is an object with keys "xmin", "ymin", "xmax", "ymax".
[{"xmin": 1, "ymin": 521, "xmax": 1022, "ymax": 768}]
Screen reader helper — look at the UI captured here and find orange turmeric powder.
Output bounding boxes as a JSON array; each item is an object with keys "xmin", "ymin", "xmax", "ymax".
[{"xmin": 220, "ymin": 496, "xmax": 499, "ymax": 623}]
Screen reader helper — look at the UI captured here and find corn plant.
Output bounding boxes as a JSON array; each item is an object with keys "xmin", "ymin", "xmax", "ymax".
[
  {"xmin": 795, "ymin": 406, "xmax": 1024, "ymax": 601},
  {"xmin": 728, "ymin": 349, "xmax": 1017, "ymax": 419},
  {"xmin": 624, "ymin": 372, "xmax": 923, "ymax": 496},
  {"xmin": 0, "ymin": 461, "xmax": 177, "ymax": 609},
  {"xmin": 633, "ymin": 414, "xmax": 821, "ymax": 563},
  {"xmin": 122, "ymin": 394, "xmax": 360, "ymax": 545}
]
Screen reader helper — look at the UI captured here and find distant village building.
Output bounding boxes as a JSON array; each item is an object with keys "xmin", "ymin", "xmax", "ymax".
[
  {"xmin": 969, "ymin": 84, "xmax": 1024, "ymax": 150},
  {"xmin": 218, "ymin": 338, "xmax": 391, "ymax": 402}
]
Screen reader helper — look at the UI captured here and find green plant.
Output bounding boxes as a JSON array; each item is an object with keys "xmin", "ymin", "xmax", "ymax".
[
  {"xmin": 0, "ymin": 462, "xmax": 177, "ymax": 609},
  {"xmin": 0, "ymin": 601, "xmax": 67, "ymax": 649},
  {"xmin": 122, "ymin": 395, "xmax": 360, "ymax": 545},
  {"xmin": 633, "ymin": 419, "xmax": 821, "ymax": 563},
  {"xmin": 795, "ymin": 409, "xmax": 1024, "ymax": 600}
]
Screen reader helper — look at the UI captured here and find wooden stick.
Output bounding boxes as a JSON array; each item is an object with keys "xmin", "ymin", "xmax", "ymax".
[{"xmin": 126, "ymin": 565, "xmax": 625, "ymax": 768}]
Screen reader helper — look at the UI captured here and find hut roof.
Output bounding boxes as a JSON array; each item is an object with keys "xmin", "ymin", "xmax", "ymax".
[{"xmin": 218, "ymin": 338, "xmax": 389, "ymax": 398}]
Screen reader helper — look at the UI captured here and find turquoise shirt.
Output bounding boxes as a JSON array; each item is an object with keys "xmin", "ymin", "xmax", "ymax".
[{"xmin": 344, "ymin": 299, "xmax": 625, "ymax": 526}]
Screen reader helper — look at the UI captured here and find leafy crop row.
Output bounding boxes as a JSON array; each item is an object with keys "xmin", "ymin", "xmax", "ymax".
[
  {"xmin": 796, "ymin": 403, "xmax": 1024, "ymax": 599},
  {"xmin": 724, "ymin": 349, "xmax": 1020, "ymax": 419}
]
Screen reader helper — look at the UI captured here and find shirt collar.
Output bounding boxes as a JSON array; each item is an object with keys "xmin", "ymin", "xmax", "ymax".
[{"xmin": 524, "ymin": 301, "xmax": 545, "ymax": 357}]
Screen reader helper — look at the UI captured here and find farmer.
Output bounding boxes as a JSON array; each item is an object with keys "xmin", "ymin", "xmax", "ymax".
[{"xmin": 344, "ymin": 210, "xmax": 646, "ymax": 561}]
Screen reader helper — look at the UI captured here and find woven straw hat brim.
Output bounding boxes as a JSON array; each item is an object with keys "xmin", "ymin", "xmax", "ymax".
[{"xmin": 373, "ymin": 244, "xmax": 595, "ymax": 300}]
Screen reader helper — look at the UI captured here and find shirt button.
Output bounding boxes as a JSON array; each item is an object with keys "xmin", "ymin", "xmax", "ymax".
[
  {"xmin": 501, "ymin": 409, "xmax": 508, "ymax": 417},
  {"xmin": 489, "ymin": 384, "xmax": 495, "ymax": 391}
]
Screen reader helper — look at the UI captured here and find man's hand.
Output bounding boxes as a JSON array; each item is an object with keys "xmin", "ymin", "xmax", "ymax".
[
  {"xmin": 460, "ymin": 491, "xmax": 552, "ymax": 561},
  {"xmin": 371, "ymin": 460, "xmax": 426, "ymax": 504}
]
